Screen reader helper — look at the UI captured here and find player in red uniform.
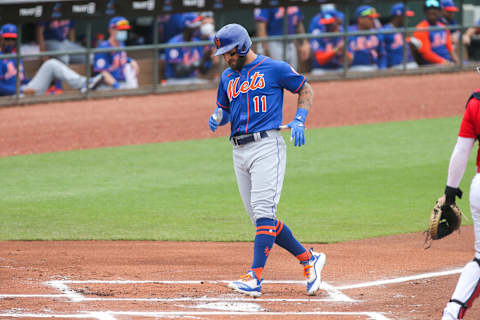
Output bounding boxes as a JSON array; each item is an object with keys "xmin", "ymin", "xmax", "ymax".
[{"xmin": 441, "ymin": 69, "xmax": 480, "ymax": 319}]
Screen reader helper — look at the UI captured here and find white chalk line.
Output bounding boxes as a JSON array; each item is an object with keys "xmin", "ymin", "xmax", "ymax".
[
  {"xmin": 0, "ymin": 312, "xmax": 391, "ymax": 320},
  {"xmin": 336, "ymin": 267, "xmax": 464, "ymax": 290},
  {"xmin": 42, "ymin": 279, "xmax": 354, "ymax": 303},
  {"xmin": 0, "ymin": 268, "xmax": 463, "ymax": 320}
]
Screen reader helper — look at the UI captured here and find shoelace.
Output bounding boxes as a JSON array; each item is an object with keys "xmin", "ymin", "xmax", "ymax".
[
  {"xmin": 303, "ymin": 265, "xmax": 312, "ymax": 279},
  {"xmin": 240, "ymin": 273, "xmax": 253, "ymax": 282}
]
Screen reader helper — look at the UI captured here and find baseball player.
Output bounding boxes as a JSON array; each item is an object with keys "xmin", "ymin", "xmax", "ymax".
[
  {"xmin": 308, "ymin": 10, "xmax": 353, "ymax": 74},
  {"xmin": 440, "ymin": 0, "xmax": 460, "ymax": 43},
  {"xmin": 93, "ymin": 17, "xmax": 139, "ymax": 90},
  {"xmin": 382, "ymin": 3, "xmax": 419, "ymax": 70},
  {"xmin": 208, "ymin": 23, "xmax": 326, "ymax": 297},
  {"xmin": 254, "ymin": 6, "xmax": 310, "ymax": 70},
  {"xmin": 157, "ymin": 12, "xmax": 199, "ymax": 45},
  {"xmin": 36, "ymin": 19, "xmax": 86, "ymax": 65},
  {"xmin": 413, "ymin": 0, "xmax": 459, "ymax": 65},
  {"xmin": 164, "ymin": 15, "xmax": 213, "ymax": 85},
  {"xmin": 0, "ymin": 24, "xmax": 102, "ymax": 96},
  {"xmin": 348, "ymin": 5, "xmax": 387, "ymax": 72},
  {"xmin": 440, "ymin": 69, "xmax": 480, "ymax": 320}
]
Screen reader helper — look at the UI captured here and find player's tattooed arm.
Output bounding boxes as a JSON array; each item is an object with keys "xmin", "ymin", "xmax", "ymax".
[{"xmin": 297, "ymin": 82, "xmax": 313, "ymax": 112}]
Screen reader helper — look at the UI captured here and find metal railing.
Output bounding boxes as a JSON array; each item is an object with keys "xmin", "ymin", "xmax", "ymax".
[{"xmin": 1, "ymin": 3, "xmax": 479, "ymax": 106}]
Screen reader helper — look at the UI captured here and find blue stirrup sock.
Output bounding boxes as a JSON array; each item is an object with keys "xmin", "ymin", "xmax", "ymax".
[
  {"xmin": 274, "ymin": 219, "xmax": 311, "ymax": 263},
  {"xmin": 251, "ymin": 218, "xmax": 276, "ymax": 280}
]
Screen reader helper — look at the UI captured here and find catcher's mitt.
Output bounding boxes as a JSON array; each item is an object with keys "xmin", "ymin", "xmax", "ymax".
[{"xmin": 424, "ymin": 195, "xmax": 463, "ymax": 249}]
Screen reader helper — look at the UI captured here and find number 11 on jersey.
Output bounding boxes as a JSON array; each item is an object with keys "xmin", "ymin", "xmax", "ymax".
[{"xmin": 253, "ymin": 95, "xmax": 267, "ymax": 113}]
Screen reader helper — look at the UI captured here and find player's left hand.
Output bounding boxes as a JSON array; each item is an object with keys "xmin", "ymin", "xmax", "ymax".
[
  {"xmin": 286, "ymin": 108, "xmax": 309, "ymax": 147},
  {"xmin": 287, "ymin": 119, "xmax": 305, "ymax": 147}
]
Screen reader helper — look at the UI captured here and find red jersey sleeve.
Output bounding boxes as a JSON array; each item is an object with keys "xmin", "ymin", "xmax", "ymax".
[{"xmin": 459, "ymin": 97, "xmax": 480, "ymax": 138}]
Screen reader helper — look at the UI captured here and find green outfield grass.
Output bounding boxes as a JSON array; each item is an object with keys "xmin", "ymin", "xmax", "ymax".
[{"xmin": 0, "ymin": 116, "xmax": 474, "ymax": 242}]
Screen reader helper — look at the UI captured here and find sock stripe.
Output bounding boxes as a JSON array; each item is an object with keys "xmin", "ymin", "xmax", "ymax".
[
  {"xmin": 276, "ymin": 221, "xmax": 284, "ymax": 236},
  {"xmin": 256, "ymin": 226, "xmax": 276, "ymax": 231},
  {"xmin": 256, "ymin": 230, "xmax": 276, "ymax": 236},
  {"xmin": 296, "ymin": 249, "xmax": 312, "ymax": 262}
]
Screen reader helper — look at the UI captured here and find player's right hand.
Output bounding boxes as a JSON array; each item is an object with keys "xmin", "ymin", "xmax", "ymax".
[{"xmin": 208, "ymin": 114, "xmax": 218, "ymax": 132}]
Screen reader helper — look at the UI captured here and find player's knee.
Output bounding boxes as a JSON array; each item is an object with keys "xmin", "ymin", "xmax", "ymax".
[{"xmin": 251, "ymin": 201, "xmax": 276, "ymax": 221}]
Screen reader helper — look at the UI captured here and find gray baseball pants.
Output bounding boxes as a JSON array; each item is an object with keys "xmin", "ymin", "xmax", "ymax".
[
  {"xmin": 23, "ymin": 59, "xmax": 86, "ymax": 95},
  {"xmin": 233, "ymin": 130, "xmax": 286, "ymax": 224}
]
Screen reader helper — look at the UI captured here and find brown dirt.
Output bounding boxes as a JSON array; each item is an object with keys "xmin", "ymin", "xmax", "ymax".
[{"xmin": 0, "ymin": 71, "xmax": 479, "ymax": 319}]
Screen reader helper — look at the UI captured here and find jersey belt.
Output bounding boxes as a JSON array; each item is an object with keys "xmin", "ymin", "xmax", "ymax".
[{"xmin": 231, "ymin": 131, "xmax": 269, "ymax": 146}]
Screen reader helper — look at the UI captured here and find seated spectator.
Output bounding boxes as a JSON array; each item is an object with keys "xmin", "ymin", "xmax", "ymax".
[
  {"xmin": 254, "ymin": 6, "xmax": 310, "ymax": 70},
  {"xmin": 463, "ymin": 19, "xmax": 480, "ymax": 61},
  {"xmin": 198, "ymin": 12, "xmax": 219, "ymax": 80},
  {"xmin": 36, "ymin": 19, "xmax": 88, "ymax": 95},
  {"xmin": 156, "ymin": 13, "xmax": 198, "ymax": 45},
  {"xmin": 164, "ymin": 15, "xmax": 213, "ymax": 85},
  {"xmin": 348, "ymin": 5, "xmax": 387, "ymax": 72},
  {"xmin": 309, "ymin": 10, "xmax": 352, "ymax": 74},
  {"xmin": 0, "ymin": 24, "xmax": 102, "ymax": 96},
  {"xmin": 413, "ymin": 0, "xmax": 459, "ymax": 65},
  {"xmin": 94, "ymin": 17, "xmax": 139, "ymax": 90},
  {"xmin": 383, "ymin": 3, "xmax": 419, "ymax": 69},
  {"xmin": 440, "ymin": 0, "xmax": 460, "ymax": 42},
  {"xmin": 35, "ymin": 19, "xmax": 86, "ymax": 64}
]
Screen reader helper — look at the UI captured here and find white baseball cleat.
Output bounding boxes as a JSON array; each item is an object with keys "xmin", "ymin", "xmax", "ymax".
[
  {"xmin": 228, "ymin": 271, "xmax": 262, "ymax": 297},
  {"xmin": 303, "ymin": 249, "xmax": 326, "ymax": 296}
]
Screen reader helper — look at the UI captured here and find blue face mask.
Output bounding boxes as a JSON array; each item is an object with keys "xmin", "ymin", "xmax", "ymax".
[{"xmin": 115, "ymin": 30, "xmax": 128, "ymax": 42}]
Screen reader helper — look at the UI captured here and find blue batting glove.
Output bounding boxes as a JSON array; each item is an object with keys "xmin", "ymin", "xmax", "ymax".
[
  {"xmin": 287, "ymin": 108, "xmax": 308, "ymax": 147},
  {"xmin": 208, "ymin": 114, "xmax": 218, "ymax": 132}
]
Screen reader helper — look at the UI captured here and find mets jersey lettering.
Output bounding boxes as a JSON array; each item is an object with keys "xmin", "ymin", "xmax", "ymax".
[
  {"xmin": 348, "ymin": 26, "xmax": 386, "ymax": 68},
  {"xmin": 227, "ymin": 72, "xmax": 265, "ymax": 101},
  {"xmin": 216, "ymin": 55, "xmax": 305, "ymax": 136},
  {"xmin": 382, "ymin": 24, "xmax": 415, "ymax": 67},
  {"xmin": 413, "ymin": 20, "xmax": 453, "ymax": 63}
]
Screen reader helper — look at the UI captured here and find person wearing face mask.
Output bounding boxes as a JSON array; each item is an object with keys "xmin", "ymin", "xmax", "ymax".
[
  {"xmin": 164, "ymin": 14, "xmax": 213, "ymax": 85},
  {"xmin": 93, "ymin": 16, "xmax": 139, "ymax": 90},
  {"xmin": 0, "ymin": 24, "xmax": 103, "ymax": 96}
]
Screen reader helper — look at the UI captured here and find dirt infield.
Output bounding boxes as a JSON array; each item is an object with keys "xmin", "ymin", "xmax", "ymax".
[{"xmin": 1, "ymin": 71, "xmax": 480, "ymax": 319}]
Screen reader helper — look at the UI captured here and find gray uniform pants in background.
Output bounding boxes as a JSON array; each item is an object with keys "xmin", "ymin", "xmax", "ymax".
[
  {"xmin": 45, "ymin": 40, "xmax": 87, "ymax": 65},
  {"xmin": 23, "ymin": 59, "xmax": 86, "ymax": 95},
  {"xmin": 233, "ymin": 130, "xmax": 286, "ymax": 224}
]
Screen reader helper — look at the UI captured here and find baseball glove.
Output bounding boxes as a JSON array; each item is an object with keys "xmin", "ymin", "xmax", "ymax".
[{"xmin": 424, "ymin": 195, "xmax": 463, "ymax": 248}]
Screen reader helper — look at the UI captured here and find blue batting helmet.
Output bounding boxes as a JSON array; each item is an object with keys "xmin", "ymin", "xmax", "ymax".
[{"xmin": 213, "ymin": 23, "xmax": 252, "ymax": 57}]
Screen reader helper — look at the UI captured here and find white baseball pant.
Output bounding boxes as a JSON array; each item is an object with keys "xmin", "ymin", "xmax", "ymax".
[{"xmin": 442, "ymin": 173, "xmax": 480, "ymax": 319}]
